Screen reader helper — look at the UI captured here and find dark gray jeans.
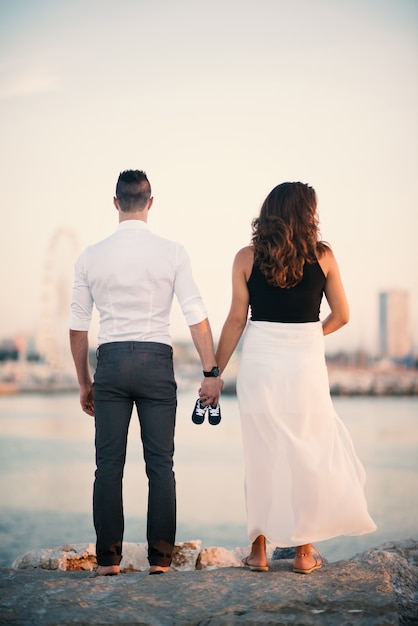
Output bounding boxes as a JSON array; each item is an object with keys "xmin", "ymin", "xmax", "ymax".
[{"xmin": 92, "ymin": 341, "xmax": 177, "ymax": 567}]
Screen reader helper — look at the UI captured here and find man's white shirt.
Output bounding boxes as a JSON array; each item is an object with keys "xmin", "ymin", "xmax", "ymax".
[{"xmin": 69, "ymin": 220, "xmax": 207, "ymax": 346}]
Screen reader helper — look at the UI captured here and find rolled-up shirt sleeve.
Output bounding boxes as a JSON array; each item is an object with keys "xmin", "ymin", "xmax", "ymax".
[
  {"xmin": 174, "ymin": 245, "xmax": 207, "ymax": 326},
  {"xmin": 69, "ymin": 249, "xmax": 94, "ymax": 331}
]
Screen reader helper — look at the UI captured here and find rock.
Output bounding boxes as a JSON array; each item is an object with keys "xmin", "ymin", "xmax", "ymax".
[
  {"xmin": 0, "ymin": 558, "xmax": 399, "ymax": 625},
  {"xmin": 2, "ymin": 539, "xmax": 416, "ymax": 625},
  {"xmin": 171, "ymin": 540, "xmax": 202, "ymax": 571},
  {"xmin": 11, "ymin": 543, "xmax": 97, "ymax": 572},
  {"xmin": 272, "ymin": 546, "xmax": 297, "ymax": 560},
  {"xmin": 272, "ymin": 544, "xmax": 329, "ymax": 565},
  {"xmin": 353, "ymin": 539, "xmax": 418, "ymax": 625},
  {"xmin": 197, "ymin": 546, "xmax": 241, "ymax": 569},
  {"xmin": 12, "ymin": 540, "xmax": 202, "ymax": 573}
]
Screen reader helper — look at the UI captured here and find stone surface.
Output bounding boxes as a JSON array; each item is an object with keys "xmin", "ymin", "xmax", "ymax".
[
  {"xmin": 353, "ymin": 539, "xmax": 418, "ymax": 626},
  {"xmin": 1, "ymin": 539, "xmax": 417, "ymax": 625},
  {"xmin": 0, "ymin": 560, "xmax": 399, "ymax": 625}
]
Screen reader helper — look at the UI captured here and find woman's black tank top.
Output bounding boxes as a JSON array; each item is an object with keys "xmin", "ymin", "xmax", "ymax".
[{"xmin": 248, "ymin": 261, "xmax": 326, "ymax": 323}]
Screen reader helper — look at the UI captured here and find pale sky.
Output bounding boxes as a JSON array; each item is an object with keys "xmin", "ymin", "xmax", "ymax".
[{"xmin": 1, "ymin": 0, "xmax": 417, "ymax": 355}]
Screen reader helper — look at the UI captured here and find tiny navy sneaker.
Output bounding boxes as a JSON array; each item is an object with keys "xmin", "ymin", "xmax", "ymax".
[
  {"xmin": 192, "ymin": 398, "xmax": 207, "ymax": 424},
  {"xmin": 207, "ymin": 403, "xmax": 221, "ymax": 426}
]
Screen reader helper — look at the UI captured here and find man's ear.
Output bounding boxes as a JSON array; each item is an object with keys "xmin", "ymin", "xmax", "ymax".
[
  {"xmin": 113, "ymin": 197, "xmax": 120, "ymax": 211},
  {"xmin": 148, "ymin": 197, "xmax": 154, "ymax": 211}
]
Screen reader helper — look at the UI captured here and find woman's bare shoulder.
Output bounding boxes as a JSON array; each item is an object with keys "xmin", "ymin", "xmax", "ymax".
[
  {"xmin": 234, "ymin": 246, "xmax": 254, "ymax": 277},
  {"xmin": 317, "ymin": 245, "xmax": 337, "ymax": 275},
  {"xmin": 234, "ymin": 245, "xmax": 253, "ymax": 263}
]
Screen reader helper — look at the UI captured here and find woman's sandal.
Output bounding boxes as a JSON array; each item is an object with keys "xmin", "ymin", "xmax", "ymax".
[
  {"xmin": 242, "ymin": 556, "xmax": 269, "ymax": 572},
  {"xmin": 293, "ymin": 554, "xmax": 323, "ymax": 575}
]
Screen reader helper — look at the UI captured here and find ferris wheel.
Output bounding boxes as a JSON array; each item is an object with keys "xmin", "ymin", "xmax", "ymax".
[{"xmin": 39, "ymin": 228, "xmax": 80, "ymax": 371}]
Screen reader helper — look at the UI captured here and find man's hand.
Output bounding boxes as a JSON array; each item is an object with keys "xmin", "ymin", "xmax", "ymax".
[
  {"xmin": 188, "ymin": 318, "xmax": 224, "ymax": 406},
  {"xmin": 80, "ymin": 383, "xmax": 94, "ymax": 416},
  {"xmin": 69, "ymin": 330, "xmax": 94, "ymax": 415}
]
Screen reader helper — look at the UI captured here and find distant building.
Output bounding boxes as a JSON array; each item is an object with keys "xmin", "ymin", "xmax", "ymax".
[{"xmin": 379, "ymin": 290, "xmax": 411, "ymax": 360}]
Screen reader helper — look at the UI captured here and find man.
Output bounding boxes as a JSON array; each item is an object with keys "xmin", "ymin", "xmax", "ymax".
[{"xmin": 69, "ymin": 170, "xmax": 221, "ymax": 576}]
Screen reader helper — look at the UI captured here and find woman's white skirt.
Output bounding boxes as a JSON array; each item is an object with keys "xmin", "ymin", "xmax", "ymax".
[{"xmin": 237, "ymin": 320, "xmax": 376, "ymax": 547}]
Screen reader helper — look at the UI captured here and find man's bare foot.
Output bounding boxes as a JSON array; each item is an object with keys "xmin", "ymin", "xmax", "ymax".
[
  {"xmin": 90, "ymin": 565, "xmax": 120, "ymax": 578},
  {"xmin": 149, "ymin": 565, "xmax": 170, "ymax": 575}
]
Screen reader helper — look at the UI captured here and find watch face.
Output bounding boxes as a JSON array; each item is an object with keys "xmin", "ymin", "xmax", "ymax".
[{"xmin": 204, "ymin": 366, "xmax": 220, "ymax": 377}]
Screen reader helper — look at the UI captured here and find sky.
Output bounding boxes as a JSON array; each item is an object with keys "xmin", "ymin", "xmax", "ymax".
[{"xmin": 1, "ymin": 0, "xmax": 417, "ymax": 355}]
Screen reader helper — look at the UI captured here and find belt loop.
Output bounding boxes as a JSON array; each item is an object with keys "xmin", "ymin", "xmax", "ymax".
[{"xmin": 96, "ymin": 346, "xmax": 100, "ymax": 359}]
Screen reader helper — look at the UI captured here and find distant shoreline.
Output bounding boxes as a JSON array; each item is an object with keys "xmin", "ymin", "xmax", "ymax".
[{"xmin": 1, "ymin": 355, "xmax": 417, "ymax": 396}]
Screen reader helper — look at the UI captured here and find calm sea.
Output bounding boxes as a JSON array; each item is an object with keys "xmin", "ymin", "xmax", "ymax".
[{"xmin": 0, "ymin": 391, "xmax": 417, "ymax": 567}]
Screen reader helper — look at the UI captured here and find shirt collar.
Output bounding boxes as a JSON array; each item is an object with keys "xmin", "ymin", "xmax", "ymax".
[{"xmin": 117, "ymin": 220, "xmax": 149, "ymax": 231}]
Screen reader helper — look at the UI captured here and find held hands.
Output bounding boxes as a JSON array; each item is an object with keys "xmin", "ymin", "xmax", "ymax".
[
  {"xmin": 79, "ymin": 383, "xmax": 94, "ymax": 416},
  {"xmin": 199, "ymin": 377, "xmax": 224, "ymax": 407}
]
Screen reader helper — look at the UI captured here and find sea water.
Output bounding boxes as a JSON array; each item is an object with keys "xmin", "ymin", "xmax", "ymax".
[{"xmin": 0, "ymin": 391, "xmax": 417, "ymax": 566}]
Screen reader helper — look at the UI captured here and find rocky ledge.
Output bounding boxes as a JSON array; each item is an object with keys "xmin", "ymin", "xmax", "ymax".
[{"xmin": 1, "ymin": 539, "xmax": 417, "ymax": 625}]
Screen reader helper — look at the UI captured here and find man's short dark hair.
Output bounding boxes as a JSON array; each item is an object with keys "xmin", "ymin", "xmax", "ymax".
[{"xmin": 115, "ymin": 170, "xmax": 151, "ymax": 212}]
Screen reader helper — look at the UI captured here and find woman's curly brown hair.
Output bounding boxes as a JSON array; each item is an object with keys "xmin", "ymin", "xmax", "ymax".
[{"xmin": 251, "ymin": 182, "xmax": 329, "ymax": 288}]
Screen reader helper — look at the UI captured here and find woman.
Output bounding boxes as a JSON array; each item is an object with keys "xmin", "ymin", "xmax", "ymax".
[{"xmin": 215, "ymin": 182, "xmax": 376, "ymax": 574}]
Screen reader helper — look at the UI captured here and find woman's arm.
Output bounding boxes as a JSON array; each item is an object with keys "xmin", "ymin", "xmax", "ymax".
[
  {"xmin": 216, "ymin": 247, "xmax": 252, "ymax": 373},
  {"xmin": 318, "ymin": 249, "xmax": 350, "ymax": 336}
]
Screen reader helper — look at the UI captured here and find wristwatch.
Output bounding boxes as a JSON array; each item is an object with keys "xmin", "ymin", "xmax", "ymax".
[{"xmin": 203, "ymin": 366, "xmax": 220, "ymax": 377}]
